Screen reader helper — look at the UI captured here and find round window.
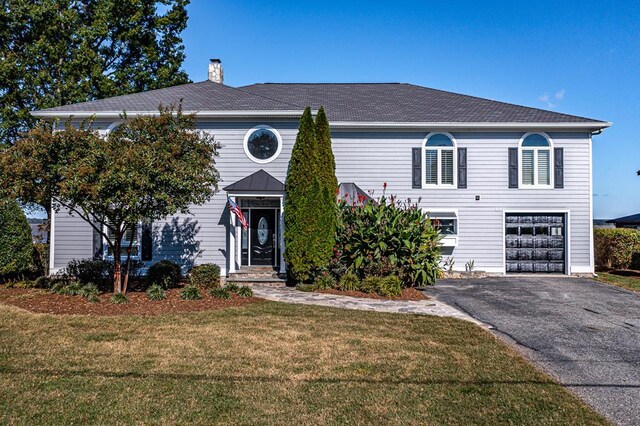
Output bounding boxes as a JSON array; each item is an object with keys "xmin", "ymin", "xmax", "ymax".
[{"xmin": 244, "ymin": 126, "xmax": 282, "ymax": 163}]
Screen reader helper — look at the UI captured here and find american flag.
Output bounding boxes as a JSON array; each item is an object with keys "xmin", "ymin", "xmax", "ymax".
[{"xmin": 227, "ymin": 196, "xmax": 248, "ymax": 230}]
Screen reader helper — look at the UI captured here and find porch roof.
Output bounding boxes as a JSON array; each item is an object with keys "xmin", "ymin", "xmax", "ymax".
[{"xmin": 223, "ymin": 169, "xmax": 284, "ymax": 193}]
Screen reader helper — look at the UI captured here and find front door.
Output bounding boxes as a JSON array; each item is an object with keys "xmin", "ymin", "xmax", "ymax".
[{"xmin": 250, "ymin": 209, "xmax": 276, "ymax": 265}]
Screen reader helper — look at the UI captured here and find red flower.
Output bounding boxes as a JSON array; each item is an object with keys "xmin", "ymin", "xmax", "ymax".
[{"xmin": 383, "ymin": 182, "xmax": 387, "ymax": 189}]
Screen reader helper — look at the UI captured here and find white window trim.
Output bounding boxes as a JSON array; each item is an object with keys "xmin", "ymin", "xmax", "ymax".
[
  {"xmin": 422, "ymin": 132, "xmax": 457, "ymax": 189},
  {"xmin": 424, "ymin": 208, "xmax": 458, "ymax": 247},
  {"xmin": 518, "ymin": 132, "xmax": 554, "ymax": 189},
  {"xmin": 103, "ymin": 222, "xmax": 141, "ymax": 260},
  {"xmin": 243, "ymin": 125, "xmax": 283, "ymax": 164}
]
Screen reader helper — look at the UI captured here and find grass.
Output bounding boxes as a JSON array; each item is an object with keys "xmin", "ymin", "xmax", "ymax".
[
  {"xmin": 595, "ymin": 271, "xmax": 640, "ymax": 292},
  {"xmin": 0, "ymin": 301, "xmax": 605, "ymax": 425}
]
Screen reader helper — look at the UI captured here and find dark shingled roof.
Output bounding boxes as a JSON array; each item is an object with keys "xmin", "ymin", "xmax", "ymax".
[
  {"xmin": 607, "ymin": 213, "xmax": 640, "ymax": 225},
  {"xmin": 223, "ymin": 169, "xmax": 284, "ymax": 192},
  {"xmin": 37, "ymin": 81, "xmax": 605, "ymax": 124}
]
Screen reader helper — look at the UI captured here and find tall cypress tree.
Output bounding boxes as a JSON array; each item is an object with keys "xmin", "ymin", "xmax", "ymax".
[
  {"xmin": 314, "ymin": 106, "xmax": 338, "ymax": 273},
  {"xmin": 315, "ymin": 106, "xmax": 338, "ymax": 194},
  {"xmin": 284, "ymin": 107, "xmax": 317, "ymax": 283}
]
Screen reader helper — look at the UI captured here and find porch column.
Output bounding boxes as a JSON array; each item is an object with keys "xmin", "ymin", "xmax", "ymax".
[
  {"xmin": 228, "ymin": 195, "xmax": 237, "ymax": 274},
  {"xmin": 279, "ymin": 196, "xmax": 286, "ymax": 274}
]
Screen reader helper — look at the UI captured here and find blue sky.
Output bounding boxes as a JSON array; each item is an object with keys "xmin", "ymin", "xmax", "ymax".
[{"xmin": 179, "ymin": 0, "xmax": 639, "ymax": 219}]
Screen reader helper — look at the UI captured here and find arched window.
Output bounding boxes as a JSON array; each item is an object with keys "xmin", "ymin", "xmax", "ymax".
[
  {"xmin": 520, "ymin": 133, "xmax": 552, "ymax": 187},
  {"xmin": 423, "ymin": 133, "xmax": 456, "ymax": 187}
]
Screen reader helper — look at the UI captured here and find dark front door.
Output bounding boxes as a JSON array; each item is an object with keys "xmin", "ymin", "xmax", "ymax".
[{"xmin": 250, "ymin": 209, "xmax": 276, "ymax": 265}]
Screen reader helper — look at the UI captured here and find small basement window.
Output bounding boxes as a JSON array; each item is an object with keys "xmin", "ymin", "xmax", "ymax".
[
  {"xmin": 426, "ymin": 210, "xmax": 458, "ymax": 246},
  {"xmin": 105, "ymin": 223, "xmax": 140, "ymax": 258}
]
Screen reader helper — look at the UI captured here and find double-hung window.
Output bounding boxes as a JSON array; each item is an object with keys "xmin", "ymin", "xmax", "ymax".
[
  {"xmin": 423, "ymin": 133, "xmax": 456, "ymax": 187},
  {"xmin": 426, "ymin": 210, "xmax": 459, "ymax": 247},
  {"xmin": 519, "ymin": 133, "xmax": 552, "ymax": 188},
  {"xmin": 105, "ymin": 223, "xmax": 140, "ymax": 258}
]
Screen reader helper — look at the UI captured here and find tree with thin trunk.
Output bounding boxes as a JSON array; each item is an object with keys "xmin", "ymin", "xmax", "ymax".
[{"xmin": 0, "ymin": 105, "xmax": 220, "ymax": 293}]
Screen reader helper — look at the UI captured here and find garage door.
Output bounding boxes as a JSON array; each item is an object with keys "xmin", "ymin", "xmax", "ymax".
[{"xmin": 505, "ymin": 213, "xmax": 565, "ymax": 273}]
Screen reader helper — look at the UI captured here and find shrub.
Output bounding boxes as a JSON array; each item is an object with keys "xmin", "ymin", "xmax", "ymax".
[
  {"xmin": 34, "ymin": 275, "xmax": 52, "ymax": 289},
  {"xmin": 32, "ymin": 243, "xmax": 49, "ymax": 276},
  {"xmin": 223, "ymin": 282, "xmax": 239, "ymax": 292},
  {"xmin": 5, "ymin": 279, "xmax": 36, "ymax": 289},
  {"xmin": 337, "ymin": 273, "xmax": 359, "ymax": 292},
  {"xmin": 296, "ymin": 284, "xmax": 315, "ymax": 292},
  {"xmin": 51, "ymin": 281, "xmax": 83, "ymax": 296},
  {"xmin": 594, "ymin": 228, "xmax": 640, "ymax": 270},
  {"xmin": 313, "ymin": 273, "xmax": 336, "ymax": 290},
  {"xmin": 378, "ymin": 276, "xmax": 403, "ymax": 297},
  {"xmin": 78, "ymin": 283, "xmax": 99, "ymax": 303},
  {"xmin": 360, "ymin": 276, "xmax": 383, "ymax": 294},
  {"xmin": 110, "ymin": 293, "xmax": 129, "ymax": 304},
  {"xmin": 180, "ymin": 284, "xmax": 201, "ymax": 300},
  {"xmin": 209, "ymin": 287, "xmax": 231, "ymax": 299},
  {"xmin": 0, "ymin": 199, "xmax": 34, "ymax": 278},
  {"xmin": 189, "ymin": 263, "xmax": 220, "ymax": 288},
  {"xmin": 147, "ymin": 260, "xmax": 181, "ymax": 288},
  {"xmin": 64, "ymin": 258, "xmax": 113, "ymax": 285},
  {"xmin": 236, "ymin": 286, "xmax": 253, "ymax": 298},
  {"xmin": 335, "ymin": 192, "xmax": 441, "ymax": 287},
  {"xmin": 146, "ymin": 284, "xmax": 166, "ymax": 301}
]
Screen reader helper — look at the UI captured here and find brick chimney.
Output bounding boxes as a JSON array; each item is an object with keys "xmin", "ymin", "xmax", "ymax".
[{"xmin": 208, "ymin": 59, "xmax": 224, "ymax": 84}]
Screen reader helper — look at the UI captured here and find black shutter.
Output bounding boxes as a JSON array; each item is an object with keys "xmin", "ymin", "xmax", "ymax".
[
  {"xmin": 457, "ymin": 148, "xmax": 467, "ymax": 189},
  {"xmin": 141, "ymin": 221, "xmax": 153, "ymax": 261},
  {"xmin": 92, "ymin": 225, "xmax": 103, "ymax": 260},
  {"xmin": 508, "ymin": 147, "xmax": 518, "ymax": 188},
  {"xmin": 412, "ymin": 147, "xmax": 421, "ymax": 188},
  {"xmin": 554, "ymin": 147, "xmax": 564, "ymax": 189}
]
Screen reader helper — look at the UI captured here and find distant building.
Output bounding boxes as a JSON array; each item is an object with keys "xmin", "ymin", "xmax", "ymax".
[{"xmin": 606, "ymin": 213, "xmax": 640, "ymax": 230}]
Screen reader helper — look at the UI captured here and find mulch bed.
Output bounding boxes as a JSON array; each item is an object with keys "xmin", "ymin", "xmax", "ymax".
[
  {"xmin": 0, "ymin": 287, "xmax": 263, "ymax": 316},
  {"xmin": 315, "ymin": 287, "xmax": 429, "ymax": 301}
]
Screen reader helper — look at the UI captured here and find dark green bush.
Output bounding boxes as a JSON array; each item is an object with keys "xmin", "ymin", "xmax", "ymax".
[
  {"xmin": 146, "ymin": 284, "xmax": 166, "ymax": 301},
  {"xmin": 236, "ymin": 286, "xmax": 253, "ymax": 298},
  {"xmin": 32, "ymin": 243, "xmax": 49, "ymax": 276},
  {"xmin": 0, "ymin": 199, "xmax": 34, "ymax": 278},
  {"xmin": 110, "ymin": 293, "xmax": 129, "ymax": 304},
  {"xmin": 51, "ymin": 281, "xmax": 83, "ymax": 296},
  {"xmin": 34, "ymin": 275, "xmax": 51, "ymax": 289},
  {"xmin": 189, "ymin": 263, "xmax": 220, "ymax": 288},
  {"xmin": 64, "ymin": 258, "xmax": 113, "ymax": 285},
  {"xmin": 337, "ymin": 273, "xmax": 359, "ymax": 292},
  {"xmin": 313, "ymin": 273, "xmax": 336, "ymax": 290},
  {"xmin": 360, "ymin": 276, "xmax": 382, "ymax": 294},
  {"xmin": 180, "ymin": 284, "xmax": 201, "ymax": 300},
  {"xmin": 378, "ymin": 276, "xmax": 403, "ymax": 297},
  {"xmin": 335, "ymin": 193, "xmax": 441, "ymax": 287},
  {"xmin": 594, "ymin": 228, "xmax": 640, "ymax": 270},
  {"xmin": 209, "ymin": 287, "xmax": 230, "ymax": 299},
  {"xmin": 223, "ymin": 282, "xmax": 239, "ymax": 292},
  {"xmin": 78, "ymin": 283, "xmax": 99, "ymax": 303},
  {"xmin": 147, "ymin": 260, "xmax": 181, "ymax": 288}
]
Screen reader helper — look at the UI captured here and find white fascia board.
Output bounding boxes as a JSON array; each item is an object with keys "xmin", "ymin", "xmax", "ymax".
[
  {"xmin": 329, "ymin": 121, "xmax": 612, "ymax": 131},
  {"xmin": 30, "ymin": 110, "xmax": 307, "ymax": 119}
]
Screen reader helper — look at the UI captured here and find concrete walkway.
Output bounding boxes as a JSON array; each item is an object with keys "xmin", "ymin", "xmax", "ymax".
[{"xmin": 251, "ymin": 285, "xmax": 481, "ymax": 324}]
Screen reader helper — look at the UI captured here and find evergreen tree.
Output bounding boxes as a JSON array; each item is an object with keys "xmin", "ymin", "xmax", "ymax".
[
  {"xmin": 314, "ymin": 106, "xmax": 338, "ymax": 194},
  {"xmin": 0, "ymin": 199, "xmax": 34, "ymax": 277},
  {"xmin": 0, "ymin": 0, "xmax": 191, "ymax": 147},
  {"xmin": 284, "ymin": 107, "xmax": 317, "ymax": 283}
]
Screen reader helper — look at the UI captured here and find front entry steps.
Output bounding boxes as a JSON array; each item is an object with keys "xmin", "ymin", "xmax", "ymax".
[{"xmin": 227, "ymin": 267, "xmax": 287, "ymax": 287}]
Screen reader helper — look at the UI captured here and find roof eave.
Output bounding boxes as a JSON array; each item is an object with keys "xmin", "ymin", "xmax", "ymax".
[
  {"xmin": 30, "ymin": 110, "xmax": 309, "ymax": 119},
  {"xmin": 329, "ymin": 121, "xmax": 612, "ymax": 131}
]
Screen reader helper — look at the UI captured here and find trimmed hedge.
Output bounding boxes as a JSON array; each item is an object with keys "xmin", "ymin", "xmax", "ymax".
[
  {"xmin": 594, "ymin": 228, "xmax": 640, "ymax": 270},
  {"xmin": 0, "ymin": 199, "xmax": 34, "ymax": 278},
  {"xmin": 147, "ymin": 260, "xmax": 181, "ymax": 288},
  {"xmin": 189, "ymin": 263, "xmax": 220, "ymax": 288}
]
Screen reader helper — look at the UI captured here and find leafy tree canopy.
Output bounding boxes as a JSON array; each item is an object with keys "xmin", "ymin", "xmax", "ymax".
[
  {"xmin": 0, "ymin": 0, "xmax": 191, "ymax": 147},
  {"xmin": 0, "ymin": 106, "xmax": 220, "ymax": 292}
]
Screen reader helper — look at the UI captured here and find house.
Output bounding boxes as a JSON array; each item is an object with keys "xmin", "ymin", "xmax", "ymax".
[
  {"xmin": 33, "ymin": 59, "xmax": 610, "ymax": 276},
  {"xmin": 607, "ymin": 214, "xmax": 640, "ymax": 229}
]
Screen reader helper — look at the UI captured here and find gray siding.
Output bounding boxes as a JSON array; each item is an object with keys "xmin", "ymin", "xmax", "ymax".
[{"xmin": 51, "ymin": 122, "xmax": 592, "ymax": 275}]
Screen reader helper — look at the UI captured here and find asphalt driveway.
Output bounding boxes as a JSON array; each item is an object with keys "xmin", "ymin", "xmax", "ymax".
[{"xmin": 424, "ymin": 276, "xmax": 640, "ymax": 425}]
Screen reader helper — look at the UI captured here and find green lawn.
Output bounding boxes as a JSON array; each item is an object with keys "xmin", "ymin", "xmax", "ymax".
[
  {"xmin": 595, "ymin": 272, "xmax": 640, "ymax": 292},
  {"xmin": 0, "ymin": 301, "xmax": 605, "ymax": 425}
]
